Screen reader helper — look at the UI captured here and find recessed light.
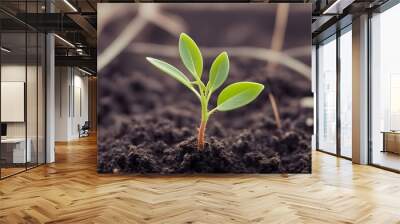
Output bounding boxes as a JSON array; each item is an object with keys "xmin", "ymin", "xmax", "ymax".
[
  {"xmin": 78, "ymin": 67, "xmax": 93, "ymax": 76},
  {"xmin": 63, "ymin": 0, "xmax": 78, "ymax": 12},
  {"xmin": 54, "ymin": 34, "xmax": 75, "ymax": 48}
]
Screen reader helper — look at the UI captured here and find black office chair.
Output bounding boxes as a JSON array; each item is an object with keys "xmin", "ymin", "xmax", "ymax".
[{"xmin": 78, "ymin": 121, "xmax": 90, "ymax": 138}]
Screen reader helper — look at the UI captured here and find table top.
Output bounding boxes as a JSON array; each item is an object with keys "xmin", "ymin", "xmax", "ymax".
[
  {"xmin": 1, "ymin": 138, "xmax": 29, "ymax": 143},
  {"xmin": 381, "ymin": 131, "xmax": 400, "ymax": 134}
]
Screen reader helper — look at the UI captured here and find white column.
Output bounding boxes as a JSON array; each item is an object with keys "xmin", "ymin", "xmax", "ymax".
[
  {"xmin": 352, "ymin": 14, "xmax": 369, "ymax": 164},
  {"xmin": 46, "ymin": 32, "xmax": 55, "ymax": 163}
]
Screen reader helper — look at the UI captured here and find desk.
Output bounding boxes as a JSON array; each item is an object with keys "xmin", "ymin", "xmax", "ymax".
[
  {"xmin": 382, "ymin": 131, "xmax": 400, "ymax": 154},
  {"xmin": 1, "ymin": 138, "xmax": 31, "ymax": 163}
]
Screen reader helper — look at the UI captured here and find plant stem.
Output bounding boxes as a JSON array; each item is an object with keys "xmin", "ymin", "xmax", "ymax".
[
  {"xmin": 198, "ymin": 94, "xmax": 208, "ymax": 150},
  {"xmin": 268, "ymin": 92, "xmax": 282, "ymax": 129},
  {"xmin": 197, "ymin": 119, "xmax": 207, "ymax": 150}
]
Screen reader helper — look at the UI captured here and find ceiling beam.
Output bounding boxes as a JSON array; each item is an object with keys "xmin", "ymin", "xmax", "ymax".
[
  {"xmin": 67, "ymin": 13, "xmax": 97, "ymax": 39},
  {"xmin": 55, "ymin": 55, "xmax": 96, "ymax": 71}
]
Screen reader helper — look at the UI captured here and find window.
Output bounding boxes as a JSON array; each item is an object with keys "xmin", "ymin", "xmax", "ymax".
[
  {"xmin": 370, "ymin": 3, "xmax": 400, "ymax": 171},
  {"xmin": 339, "ymin": 27, "xmax": 352, "ymax": 158},
  {"xmin": 317, "ymin": 36, "xmax": 337, "ymax": 154}
]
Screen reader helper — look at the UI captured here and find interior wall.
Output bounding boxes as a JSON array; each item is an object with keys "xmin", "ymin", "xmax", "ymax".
[
  {"xmin": 55, "ymin": 67, "xmax": 89, "ymax": 141},
  {"xmin": 1, "ymin": 62, "xmax": 45, "ymax": 169},
  {"xmin": 1, "ymin": 64, "xmax": 38, "ymax": 138},
  {"xmin": 55, "ymin": 66, "xmax": 70, "ymax": 141},
  {"xmin": 73, "ymin": 73, "xmax": 89, "ymax": 137}
]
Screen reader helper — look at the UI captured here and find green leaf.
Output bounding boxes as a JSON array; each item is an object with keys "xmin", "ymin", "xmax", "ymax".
[
  {"xmin": 179, "ymin": 33, "xmax": 203, "ymax": 80},
  {"xmin": 207, "ymin": 52, "xmax": 229, "ymax": 92},
  {"xmin": 146, "ymin": 57, "xmax": 194, "ymax": 91},
  {"xmin": 217, "ymin": 82, "xmax": 264, "ymax": 111}
]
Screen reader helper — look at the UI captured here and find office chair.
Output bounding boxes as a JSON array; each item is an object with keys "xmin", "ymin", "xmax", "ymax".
[{"xmin": 79, "ymin": 121, "xmax": 90, "ymax": 138}]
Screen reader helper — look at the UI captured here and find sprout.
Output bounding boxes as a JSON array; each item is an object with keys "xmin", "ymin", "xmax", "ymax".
[{"xmin": 146, "ymin": 33, "xmax": 264, "ymax": 150}]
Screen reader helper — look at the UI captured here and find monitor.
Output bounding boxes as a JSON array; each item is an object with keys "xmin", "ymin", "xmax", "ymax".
[{"xmin": 1, "ymin": 123, "xmax": 7, "ymax": 137}]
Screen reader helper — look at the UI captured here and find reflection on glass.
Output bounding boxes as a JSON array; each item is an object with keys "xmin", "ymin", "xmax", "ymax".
[
  {"xmin": 371, "ymin": 4, "xmax": 400, "ymax": 171},
  {"xmin": 1, "ymin": 31, "xmax": 27, "ymax": 177},
  {"xmin": 340, "ymin": 29, "xmax": 352, "ymax": 158},
  {"xmin": 318, "ymin": 36, "xmax": 337, "ymax": 154},
  {"xmin": 0, "ymin": 2, "xmax": 46, "ymax": 179}
]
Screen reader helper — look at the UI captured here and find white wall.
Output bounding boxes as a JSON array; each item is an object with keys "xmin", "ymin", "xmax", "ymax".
[
  {"xmin": 55, "ymin": 67, "xmax": 70, "ymax": 141},
  {"xmin": 1, "ymin": 63, "xmax": 46, "ymax": 164},
  {"xmin": 72, "ymin": 73, "xmax": 89, "ymax": 138},
  {"xmin": 1, "ymin": 65, "xmax": 26, "ymax": 142},
  {"xmin": 1, "ymin": 65, "xmax": 35, "ymax": 138},
  {"xmin": 55, "ymin": 67, "xmax": 89, "ymax": 141}
]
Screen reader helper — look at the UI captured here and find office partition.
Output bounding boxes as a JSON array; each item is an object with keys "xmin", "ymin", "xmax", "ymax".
[{"xmin": 0, "ymin": 1, "xmax": 47, "ymax": 179}]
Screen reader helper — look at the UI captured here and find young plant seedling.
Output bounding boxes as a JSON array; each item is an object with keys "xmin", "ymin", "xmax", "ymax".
[{"xmin": 146, "ymin": 33, "xmax": 264, "ymax": 150}]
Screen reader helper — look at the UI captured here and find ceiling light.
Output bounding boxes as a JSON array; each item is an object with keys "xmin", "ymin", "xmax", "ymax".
[
  {"xmin": 76, "ymin": 48, "xmax": 85, "ymax": 55},
  {"xmin": 54, "ymin": 34, "xmax": 75, "ymax": 48},
  {"xmin": 1, "ymin": 47, "xmax": 11, "ymax": 53},
  {"xmin": 323, "ymin": 0, "xmax": 355, "ymax": 15},
  {"xmin": 63, "ymin": 0, "xmax": 78, "ymax": 12},
  {"xmin": 78, "ymin": 67, "xmax": 93, "ymax": 76}
]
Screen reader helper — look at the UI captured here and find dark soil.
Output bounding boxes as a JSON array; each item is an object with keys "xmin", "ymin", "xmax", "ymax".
[{"xmin": 98, "ymin": 5, "xmax": 312, "ymax": 174}]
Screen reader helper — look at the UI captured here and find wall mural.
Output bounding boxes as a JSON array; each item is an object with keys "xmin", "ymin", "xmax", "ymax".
[{"xmin": 97, "ymin": 3, "xmax": 312, "ymax": 174}]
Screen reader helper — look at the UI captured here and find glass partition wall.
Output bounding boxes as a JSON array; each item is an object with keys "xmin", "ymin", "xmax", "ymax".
[
  {"xmin": 317, "ymin": 35, "xmax": 337, "ymax": 155},
  {"xmin": 0, "ymin": 2, "xmax": 46, "ymax": 179},
  {"xmin": 370, "ymin": 3, "xmax": 400, "ymax": 171},
  {"xmin": 0, "ymin": 30, "xmax": 27, "ymax": 177},
  {"xmin": 316, "ymin": 26, "xmax": 352, "ymax": 159}
]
